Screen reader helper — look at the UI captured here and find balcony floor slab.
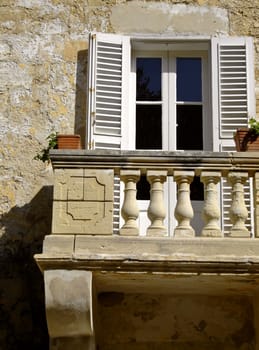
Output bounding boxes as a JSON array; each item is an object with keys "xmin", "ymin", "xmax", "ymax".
[{"xmin": 36, "ymin": 236, "xmax": 259, "ymax": 275}]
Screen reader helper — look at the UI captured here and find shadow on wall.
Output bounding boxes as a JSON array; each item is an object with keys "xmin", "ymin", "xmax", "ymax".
[
  {"xmin": 75, "ymin": 49, "xmax": 88, "ymax": 147},
  {"xmin": 0, "ymin": 186, "xmax": 52, "ymax": 350},
  {"xmin": 0, "ymin": 48, "xmax": 88, "ymax": 350}
]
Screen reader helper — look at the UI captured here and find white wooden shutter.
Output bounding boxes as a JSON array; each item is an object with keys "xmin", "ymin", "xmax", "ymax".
[
  {"xmin": 87, "ymin": 32, "xmax": 131, "ymax": 232},
  {"xmin": 87, "ymin": 32, "xmax": 130, "ymax": 150},
  {"xmin": 212, "ymin": 36, "xmax": 255, "ymax": 150},
  {"xmin": 212, "ymin": 36, "xmax": 255, "ymax": 234}
]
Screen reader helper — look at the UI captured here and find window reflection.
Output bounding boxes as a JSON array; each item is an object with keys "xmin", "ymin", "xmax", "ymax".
[
  {"xmin": 136, "ymin": 105, "xmax": 162, "ymax": 149},
  {"xmin": 136, "ymin": 58, "xmax": 161, "ymax": 101},
  {"xmin": 177, "ymin": 105, "xmax": 203, "ymax": 150},
  {"xmin": 177, "ymin": 58, "xmax": 202, "ymax": 102}
]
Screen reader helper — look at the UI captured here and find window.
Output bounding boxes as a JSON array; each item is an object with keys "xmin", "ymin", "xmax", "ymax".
[
  {"xmin": 87, "ymin": 33, "xmax": 255, "ymax": 233},
  {"xmin": 87, "ymin": 33, "xmax": 255, "ymax": 153},
  {"xmin": 134, "ymin": 50, "xmax": 207, "ymax": 151}
]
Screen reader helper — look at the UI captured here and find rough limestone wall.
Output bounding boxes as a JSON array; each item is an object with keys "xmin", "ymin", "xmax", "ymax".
[
  {"xmin": 0, "ymin": 0, "xmax": 258, "ymax": 349},
  {"xmin": 97, "ymin": 292, "xmax": 255, "ymax": 350}
]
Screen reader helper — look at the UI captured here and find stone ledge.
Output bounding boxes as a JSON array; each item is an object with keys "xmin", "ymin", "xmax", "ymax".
[
  {"xmin": 74, "ymin": 236, "xmax": 259, "ymax": 261},
  {"xmin": 35, "ymin": 236, "xmax": 259, "ymax": 274},
  {"xmin": 49, "ymin": 149, "xmax": 259, "ymax": 174},
  {"xmin": 42, "ymin": 234, "xmax": 75, "ymax": 255}
]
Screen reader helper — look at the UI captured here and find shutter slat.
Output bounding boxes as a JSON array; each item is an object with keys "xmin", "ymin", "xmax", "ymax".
[
  {"xmin": 219, "ymin": 40, "xmax": 248, "ymax": 138},
  {"xmin": 95, "ymin": 37, "xmax": 123, "ymax": 137}
]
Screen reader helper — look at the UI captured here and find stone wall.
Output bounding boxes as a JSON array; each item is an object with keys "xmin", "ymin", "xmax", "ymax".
[
  {"xmin": 98, "ymin": 292, "xmax": 255, "ymax": 349},
  {"xmin": 0, "ymin": 0, "xmax": 259, "ymax": 349}
]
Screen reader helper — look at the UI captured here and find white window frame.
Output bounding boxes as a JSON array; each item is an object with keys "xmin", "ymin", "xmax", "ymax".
[
  {"xmin": 130, "ymin": 50, "xmax": 168, "ymax": 150},
  {"xmin": 127, "ymin": 41, "xmax": 211, "ymax": 151}
]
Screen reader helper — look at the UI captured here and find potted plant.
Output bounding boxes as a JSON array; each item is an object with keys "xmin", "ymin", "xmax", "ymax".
[
  {"xmin": 56, "ymin": 134, "xmax": 81, "ymax": 150},
  {"xmin": 34, "ymin": 132, "xmax": 81, "ymax": 163},
  {"xmin": 234, "ymin": 118, "xmax": 259, "ymax": 151}
]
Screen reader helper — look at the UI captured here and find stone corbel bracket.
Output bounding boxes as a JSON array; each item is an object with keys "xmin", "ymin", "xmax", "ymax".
[{"xmin": 44, "ymin": 269, "xmax": 94, "ymax": 339}]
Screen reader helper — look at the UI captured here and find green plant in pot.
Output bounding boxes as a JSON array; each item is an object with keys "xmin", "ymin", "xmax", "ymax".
[
  {"xmin": 34, "ymin": 132, "xmax": 58, "ymax": 163},
  {"xmin": 34, "ymin": 132, "xmax": 82, "ymax": 163},
  {"xmin": 234, "ymin": 118, "xmax": 259, "ymax": 151}
]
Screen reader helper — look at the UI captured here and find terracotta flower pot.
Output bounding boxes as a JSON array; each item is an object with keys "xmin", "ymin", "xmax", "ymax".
[
  {"xmin": 234, "ymin": 128, "xmax": 259, "ymax": 151},
  {"xmin": 57, "ymin": 134, "xmax": 82, "ymax": 149}
]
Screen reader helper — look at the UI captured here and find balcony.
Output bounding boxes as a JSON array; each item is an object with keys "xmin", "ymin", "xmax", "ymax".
[{"xmin": 35, "ymin": 150, "xmax": 259, "ymax": 350}]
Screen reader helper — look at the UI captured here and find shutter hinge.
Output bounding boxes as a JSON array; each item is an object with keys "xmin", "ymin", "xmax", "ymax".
[
  {"xmin": 89, "ymin": 87, "xmax": 95, "ymax": 92},
  {"xmin": 91, "ymin": 112, "xmax": 96, "ymax": 125},
  {"xmin": 88, "ymin": 140, "xmax": 95, "ymax": 150}
]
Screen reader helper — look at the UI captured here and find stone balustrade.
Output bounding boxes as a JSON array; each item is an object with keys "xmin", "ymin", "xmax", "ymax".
[
  {"xmin": 36, "ymin": 149, "xmax": 259, "ymax": 350},
  {"xmin": 49, "ymin": 149, "xmax": 259, "ymax": 239}
]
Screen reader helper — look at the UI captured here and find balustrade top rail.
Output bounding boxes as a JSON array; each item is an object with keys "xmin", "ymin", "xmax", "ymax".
[{"xmin": 50, "ymin": 150, "xmax": 259, "ymax": 174}]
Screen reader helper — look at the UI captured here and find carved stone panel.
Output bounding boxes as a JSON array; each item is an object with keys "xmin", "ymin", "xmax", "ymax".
[{"xmin": 52, "ymin": 169, "xmax": 114, "ymax": 235}]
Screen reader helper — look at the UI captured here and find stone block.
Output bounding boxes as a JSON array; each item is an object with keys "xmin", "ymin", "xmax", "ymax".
[
  {"xmin": 44, "ymin": 270, "xmax": 93, "ymax": 338},
  {"xmin": 42, "ymin": 235, "xmax": 75, "ymax": 256},
  {"xmin": 53, "ymin": 169, "xmax": 84, "ymax": 201},
  {"xmin": 52, "ymin": 169, "xmax": 114, "ymax": 235},
  {"xmin": 50, "ymin": 336, "xmax": 95, "ymax": 350}
]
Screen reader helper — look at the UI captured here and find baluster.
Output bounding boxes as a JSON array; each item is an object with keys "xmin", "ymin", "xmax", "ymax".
[
  {"xmin": 119, "ymin": 170, "xmax": 140, "ymax": 236},
  {"xmin": 173, "ymin": 171, "xmax": 195, "ymax": 238},
  {"xmin": 146, "ymin": 170, "xmax": 167, "ymax": 236},
  {"xmin": 228, "ymin": 171, "xmax": 249, "ymax": 237},
  {"xmin": 201, "ymin": 171, "xmax": 221, "ymax": 237}
]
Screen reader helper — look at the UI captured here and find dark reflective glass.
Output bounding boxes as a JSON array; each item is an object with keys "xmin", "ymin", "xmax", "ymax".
[
  {"xmin": 136, "ymin": 58, "xmax": 161, "ymax": 101},
  {"xmin": 177, "ymin": 58, "xmax": 202, "ymax": 102},
  {"xmin": 190, "ymin": 176, "xmax": 204, "ymax": 201},
  {"xmin": 177, "ymin": 105, "xmax": 203, "ymax": 150},
  {"xmin": 136, "ymin": 105, "xmax": 162, "ymax": 149},
  {"xmin": 137, "ymin": 175, "xmax": 150, "ymax": 200}
]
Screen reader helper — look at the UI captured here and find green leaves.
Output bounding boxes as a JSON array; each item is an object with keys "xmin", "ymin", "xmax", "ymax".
[
  {"xmin": 34, "ymin": 132, "xmax": 58, "ymax": 163},
  {"xmin": 248, "ymin": 118, "xmax": 259, "ymax": 136}
]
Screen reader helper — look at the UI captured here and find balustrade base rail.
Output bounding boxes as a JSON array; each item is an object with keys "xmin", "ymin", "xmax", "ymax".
[{"xmin": 35, "ymin": 235, "xmax": 259, "ymax": 274}]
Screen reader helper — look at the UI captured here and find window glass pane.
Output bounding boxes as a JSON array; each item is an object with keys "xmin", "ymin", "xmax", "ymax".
[
  {"xmin": 177, "ymin": 105, "xmax": 203, "ymax": 150},
  {"xmin": 136, "ymin": 105, "xmax": 162, "ymax": 149},
  {"xmin": 137, "ymin": 175, "xmax": 150, "ymax": 200},
  {"xmin": 177, "ymin": 58, "xmax": 202, "ymax": 102},
  {"xmin": 190, "ymin": 176, "xmax": 204, "ymax": 201},
  {"xmin": 136, "ymin": 58, "xmax": 161, "ymax": 101}
]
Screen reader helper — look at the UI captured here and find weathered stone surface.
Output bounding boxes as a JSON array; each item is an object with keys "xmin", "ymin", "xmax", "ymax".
[
  {"xmin": 1, "ymin": 0, "xmax": 259, "ymax": 348},
  {"xmin": 110, "ymin": 3, "xmax": 229, "ymax": 35},
  {"xmin": 50, "ymin": 336, "xmax": 95, "ymax": 350},
  {"xmin": 52, "ymin": 169, "xmax": 114, "ymax": 234},
  {"xmin": 98, "ymin": 292, "xmax": 255, "ymax": 350},
  {"xmin": 74, "ymin": 236, "xmax": 259, "ymax": 263},
  {"xmin": 44, "ymin": 270, "xmax": 93, "ymax": 338},
  {"xmin": 42, "ymin": 235, "xmax": 74, "ymax": 257}
]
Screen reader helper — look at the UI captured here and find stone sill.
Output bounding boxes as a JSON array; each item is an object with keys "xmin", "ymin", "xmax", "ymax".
[{"xmin": 50, "ymin": 149, "xmax": 259, "ymax": 174}]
